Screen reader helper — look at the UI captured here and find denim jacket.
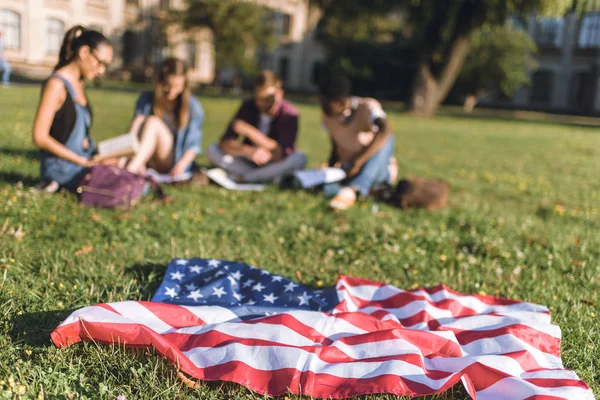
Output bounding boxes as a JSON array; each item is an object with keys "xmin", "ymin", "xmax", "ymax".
[{"xmin": 134, "ymin": 91, "xmax": 204, "ymax": 170}]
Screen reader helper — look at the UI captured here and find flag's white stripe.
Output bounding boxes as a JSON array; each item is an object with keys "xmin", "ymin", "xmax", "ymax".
[
  {"xmin": 434, "ymin": 314, "xmax": 561, "ymax": 338},
  {"xmin": 330, "ymin": 336, "xmax": 446, "ymax": 361},
  {"xmin": 520, "ymin": 369, "xmax": 581, "ymax": 380},
  {"xmin": 476, "ymin": 376, "xmax": 594, "ymax": 400},
  {"xmin": 56, "ymin": 305, "xmax": 125, "ymax": 327},
  {"xmin": 269, "ymin": 309, "xmax": 369, "ymax": 339},
  {"xmin": 336, "ymin": 282, "xmax": 403, "ymax": 301},
  {"xmin": 181, "ymin": 305, "xmax": 241, "ymax": 324},
  {"xmin": 338, "ymin": 282, "xmax": 548, "ymax": 315},
  {"xmin": 430, "ymin": 353, "xmax": 574, "ymax": 382},
  {"xmin": 356, "ymin": 301, "xmax": 461, "ymax": 321},
  {"xmin": 175, "ymin": 322, "xmax": 319, "ymax": 347},
  {"xmin": 109, "ymin": 302, "xmax": 174, "ymax": 333},
  {"xmin": 459, "ymin": 334, "xmax": 563, "ymax": 369},
  {"xmin": 183, "ymin": 343, "xmax": 454, "ymax": 389}
]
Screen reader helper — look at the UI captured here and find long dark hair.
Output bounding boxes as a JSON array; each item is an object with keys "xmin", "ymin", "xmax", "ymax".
[
  {"xmin": 153, "ymin": 58, "xmax": 191, "ymax": 130},
  {"xmin": 54, "ymin": 25, "xmax": 109, "ymax": 71}
]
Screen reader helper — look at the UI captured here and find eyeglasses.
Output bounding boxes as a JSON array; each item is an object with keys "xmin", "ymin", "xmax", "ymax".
[{"xmin": 90, "ymin": 51, "xmax": 110, "ymax": 69}]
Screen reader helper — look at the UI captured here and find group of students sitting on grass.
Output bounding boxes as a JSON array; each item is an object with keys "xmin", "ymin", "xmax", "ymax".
[{"xmin": 34, "ymin": 25, "xmax": 398, "ymax": 211}]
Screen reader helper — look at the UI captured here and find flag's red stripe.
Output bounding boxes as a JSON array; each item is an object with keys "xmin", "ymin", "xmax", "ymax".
[
  {"xmin": 161, "ymin": 331, "xmax": 454, "ymax": 380},
  {"xmin": 139, "ymin": 302, "xmax": 206, "ymax": 328},
  {"xmin": 97, "ymin": 303, "xmax": 121, "ymax": 314},
  {"xmin": 524, "ymin": 378, "xmax": 590, "ymax": 390},
  {"xmin": 338, "ymin": 278, "xmax": 524, "ymax": 307},
  {"xmin": 451, "ymin": 324, "xmax": 561, "ymax": 355},
  {"xmin": 50, "ymin": 319, "xmax": 589, "ymax": 399}
]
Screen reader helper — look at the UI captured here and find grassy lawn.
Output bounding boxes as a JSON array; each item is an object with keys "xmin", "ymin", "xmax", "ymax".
[{"xmin": 0, "ymin": 85, "xmax": 598, "ymax": 399}]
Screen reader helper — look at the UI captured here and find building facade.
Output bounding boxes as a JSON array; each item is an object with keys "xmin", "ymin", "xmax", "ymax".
[
  {"xmin": 257, "ymin": 0, "xmax": 326, "ymax": 92},
  {"xmin": 0, "ymin": 0, "xmax": 214, "ymax": 83},
  {"xmin": 486, "ymin": 12, "xmax": 600, "ymax": 115}
]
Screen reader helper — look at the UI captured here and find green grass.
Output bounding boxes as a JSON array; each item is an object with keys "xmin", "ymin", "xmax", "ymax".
[{"xmin": 0, "ymin": 85, "xmax": 599, "ymax": 399}]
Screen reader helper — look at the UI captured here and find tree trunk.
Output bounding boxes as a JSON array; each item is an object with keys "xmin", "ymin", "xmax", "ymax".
[
  {"xmin": 463, "ymin": 94, "xmax": 478, "ymax": 113},
  {"xmin": 409, "ymin": 35, "xmax": 472, "ymax": 118}
]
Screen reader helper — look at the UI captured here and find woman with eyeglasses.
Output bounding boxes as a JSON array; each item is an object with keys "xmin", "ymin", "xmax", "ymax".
[
  {"xmin": 125, "ymin": 57, "xmax": 204, "ymax": 178},
  {"xmin": 32, "ymin": 25, "xmax": 113, "ymax": 191}
]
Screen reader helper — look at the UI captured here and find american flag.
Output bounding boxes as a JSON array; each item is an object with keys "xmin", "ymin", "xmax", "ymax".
[{"xmin": 51, "ymin": 258, "xmax": 594, "ymax": 399}]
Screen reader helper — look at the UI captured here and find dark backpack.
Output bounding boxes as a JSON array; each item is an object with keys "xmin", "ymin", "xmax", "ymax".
[{"xmin": 77, "ymin": 165, "xmax": 167, "ymax": 209}]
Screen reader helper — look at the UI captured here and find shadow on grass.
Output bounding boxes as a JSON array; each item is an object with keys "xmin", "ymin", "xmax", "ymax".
[
  {"xmin": 10, "ymin": 309, "xmax": 74, "ymax": 348},
  {"xmin": 0, "ymin": 147, "xmax": 39, "ymax": 160},
  {"xmin": 124, "ymin": 262, "xmax": 168, "ymax": 301},
  {"xmin": 0, "ymin": 171, "xmax": 40, "ymax": 187}
]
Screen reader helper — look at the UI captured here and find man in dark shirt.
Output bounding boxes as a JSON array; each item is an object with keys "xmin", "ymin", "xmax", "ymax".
[{"xmin": 207, "ymin": 70, "xmax": 306, "ymax": 183}]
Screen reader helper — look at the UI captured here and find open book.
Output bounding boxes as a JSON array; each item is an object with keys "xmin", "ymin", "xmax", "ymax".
[{"xmin": 95, "ymin": 133, "xmax": 139, "ymax": 161}]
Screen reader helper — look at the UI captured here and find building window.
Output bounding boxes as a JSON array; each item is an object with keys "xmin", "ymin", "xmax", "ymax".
[
  {"xmin": 536, "ymin": 17, "xmax": 564, "ymax": 47},
  {"xmin": 311, "ymin": 61, "xmax": 325, "ymax": 85},
  {"xmin": 273, "ymin": 12, "xmax": 292, "ymax": 39},
  {"xmin": 187, "ymin": 40, "xmax": 197, "ymax": 69},
  {"xmin": 47, "ymin": 19, "xmax": 65, "ymax": 54},
  {"xmin": 159, "ymin": 0, "xmax": 171, "ymax": 11},
  {"xmin": 122, "ymin": 30, "xmax": 136, "ymax": 65},
  {"xmin": 530, "ymin": 70, "xmax": 554, "ymax": 104},
  {"xmin": 279, "ymin": 57, "xmax": 289, "ymax": 84},
  {"xmin": 0, "ymin": 10, "xmax": 21, "ymax": 50},
  {"xmin": 568, "ymin": 71, "xmax": 594, "ymax": 111},
  {"xmin": 579, "ymin": 13, "xmax": 600, "ymax": 48}
]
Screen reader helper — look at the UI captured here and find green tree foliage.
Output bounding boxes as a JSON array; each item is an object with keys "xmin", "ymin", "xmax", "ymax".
[
  {"xmin": 457, "ymin": 24, "xmax": 538, "ymax": 111},
  {"xmin": 184, "ymin": 0, "xmax": 275, "ymax": 76},
  {"xmin": 314, "ymin": 0, "xmax": 597, "ymax": 117}
]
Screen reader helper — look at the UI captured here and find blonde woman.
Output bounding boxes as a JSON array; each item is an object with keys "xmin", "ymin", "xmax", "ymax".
[{"xmin": 127, "ymin": 58, "xmax": 204, "ymax": 177}]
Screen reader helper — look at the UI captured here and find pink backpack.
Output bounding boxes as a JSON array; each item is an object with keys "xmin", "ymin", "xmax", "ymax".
[{"xmin": 77, "ymin": 165, "xmax": 167, "ymax": 209}]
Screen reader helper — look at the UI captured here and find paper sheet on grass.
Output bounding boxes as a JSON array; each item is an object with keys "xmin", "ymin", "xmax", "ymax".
[{"xmin": 206, "ymin": 168, "xmax": 265, "ymax": 191}]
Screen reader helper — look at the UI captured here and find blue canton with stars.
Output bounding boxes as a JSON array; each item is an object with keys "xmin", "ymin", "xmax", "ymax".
[{"xmin": 152, "ymin": 258, "xmax": 339, "ymax": 316}]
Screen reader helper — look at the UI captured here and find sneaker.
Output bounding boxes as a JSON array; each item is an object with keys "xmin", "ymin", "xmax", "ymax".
[
  {"xmin": 35, "ymin": 180, "xmax": 59, "ymax": 193},
  {"xmin": 329, "ymin": 187, "xmax": 357, "ymax": 210}
]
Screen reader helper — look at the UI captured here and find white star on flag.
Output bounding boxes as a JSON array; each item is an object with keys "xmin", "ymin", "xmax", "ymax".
[
  {"xmin": 297, "ymin": 291, "xmax": 312, "ymax": 306},
  {"xmin": 212, "ymin": 286, "xmax": 226, "ymax": 298},
  {"xmin": 187, "ymin": 290, "xmax": 203, "ymax": 302},
  {"xmin": 224, "ymin": 265, "xmax": 229, "ymax": 270},
  {"xmin": 170, "ymin": 271, "xmax": 185, "ymax": 281},
  {"xmin": 252, "ymin": 282, "xmax": 266, "ymax": 292},
  {"xmin": 232, "ymin": 292, "xmax": 242, "ymax": 302},
  {"xmin": 260, "ymin": 269, "xmax": 270, "ymax": 275},
  {"xmin": 230, "ymin": 271, "xmax": 242, "ymax": 280},
  {"xmin": 227, "ymin": 275, "xmax": 239, "ymax": 286},
  {"xmin": 215, "ymin": 270, "xmax": 226, "ymax": 277},
  {"xmin": 284, "ymin": 282, "xmax": 298, "ymax": 292},
  {"xmin": 189, "ymin": 265, "xmax": 202, "ymax": 274},
  {"xmin": 242, "ymin": 279, "xmax": 255, "ymax": 288},
  {"xmin": 207, "ymin": 259, "xmax": 221, "ymax": 267},
  {"xmin": 185, "ymin": 283, "xmax": 198, "ymax": 291},
  {"xmin": 175, "ymin": 259, "xmax": 188, "ymax": 265},
  {"xmin": 263, "ymin": 293, "xmax": 278, "ymax": 304},
  {"xmin": 271, "ymin": 276, "xmax": 283, "ymax": 282},
  {"xmin": 164, "ymin": 287, "xmax": 178, "ymax": 298},
  {"xmin": 247, "ymin": 299, "xmax": 256, "ymax": 305}
]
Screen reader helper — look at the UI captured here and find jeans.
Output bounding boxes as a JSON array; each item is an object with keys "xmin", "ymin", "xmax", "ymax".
[
  {"xmin": 323, "ymin": 135, "xmax": 395, "ymax": 198},
  {"xmin": 207, "ymin": 143, "xmax": 307, "ymax": 183},
  {"xmin": 0, "ymin": 59, "xmax": 11, "ymax": 84}
]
